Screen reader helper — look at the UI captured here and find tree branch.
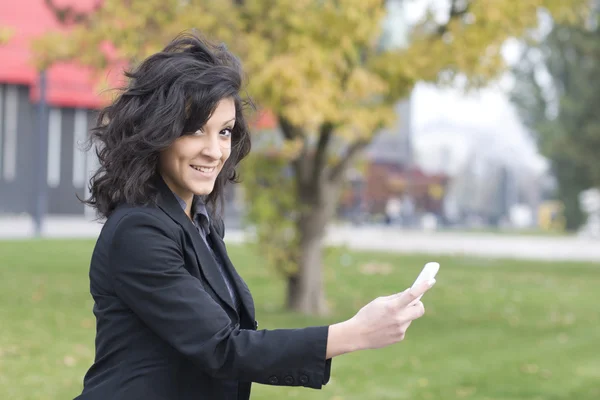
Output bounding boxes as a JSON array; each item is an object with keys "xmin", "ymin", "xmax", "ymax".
[
  {"xmin": 436, "ymin": 0, "xmax": 471, "ymax": 36},
  {"xmin": 44, "ymin": 0, "xmax": 100, "ymax": 25},
  {"xmin": 312, "ymin": 122, "xmax": 334, "ymax": 183},
  {"xmin": 328, "ymin": 139, "xmax": 369, "ymax": 184},
  {"xmin": 510, "ymin": 47, "xmax": 549, "ymax": 134},
  {"xmin": 278, "ymin": 115, "xmax": 311, "ymax": 186},
  {"xmin": 278, "ymin": 115, "xmax": 303, "ymax": 140}
]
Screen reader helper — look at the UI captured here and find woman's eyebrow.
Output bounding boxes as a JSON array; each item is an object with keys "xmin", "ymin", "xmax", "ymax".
[{"xmin": 221, "ymin": 118, "xmax": 236, "ymax": 127}]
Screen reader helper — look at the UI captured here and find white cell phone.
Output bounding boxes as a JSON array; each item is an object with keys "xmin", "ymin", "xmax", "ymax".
[{"xmin": 410, "ymin": 262, "xmax": 440, "ymax": 303}]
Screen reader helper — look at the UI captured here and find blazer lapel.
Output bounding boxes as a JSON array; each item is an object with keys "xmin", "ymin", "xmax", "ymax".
[
  {"xmin": 154, "ymin": 177, "xmax": 237, "ymax": 314},
  {"xmin": 208, "ymin": 227, "xmax": 256, "ymax": 322}
]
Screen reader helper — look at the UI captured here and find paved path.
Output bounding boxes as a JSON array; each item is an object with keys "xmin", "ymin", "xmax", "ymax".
[
  {"xmin": 325, "ymin": 225, "xmax": 600, "ymax": 263},
  {"xmin": 1, "ymin": 216, "xmax": 599, "ymax": 262}
]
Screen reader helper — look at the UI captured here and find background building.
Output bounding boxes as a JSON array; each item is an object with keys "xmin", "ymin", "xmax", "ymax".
[{"xmin": 0, "ymin": 0, "xmax": 104, "ymax": 217}]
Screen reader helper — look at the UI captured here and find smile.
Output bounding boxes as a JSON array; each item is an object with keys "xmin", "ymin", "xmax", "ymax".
[{"xmin": 190, "ymin": 165, "xmax": 216, "ymax": 173}]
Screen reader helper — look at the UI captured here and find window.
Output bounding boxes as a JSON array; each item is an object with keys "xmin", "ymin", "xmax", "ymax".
[
  {"xmin": 3, "ymin": 85, "xmax": 18, "ymax": 182},
  {"xmin": 84, "ymin": 142, "xmax": 100, "ymax": 218},
  {"xmin": 47, "ymin": 108, "xmax": 62, "ymax": 188},
  {"xmin": 72, "ymin": 109, "xmax": 88, "ymax": 187},
  {"xmin": 0, "ymin": 85, "xmax": 4, "ymax": 178}
]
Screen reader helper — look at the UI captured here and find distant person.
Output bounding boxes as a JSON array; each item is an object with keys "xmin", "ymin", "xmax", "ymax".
[
  {"xmin": 385, "ymin": 196, "xmax": 402, "ymax": 225},
  {"xmin": 74, "ymin": 32, "xmax": 435, "ymax": 400},
  {"xmin": 402, "ymin": 195, "xmax": 415, "ymax": 227}
]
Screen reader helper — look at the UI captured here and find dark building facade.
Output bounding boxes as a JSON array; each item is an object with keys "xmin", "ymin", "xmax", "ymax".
[{"xmin": 0, "ymin": 83, "xmax": 98, "ymax": 216}]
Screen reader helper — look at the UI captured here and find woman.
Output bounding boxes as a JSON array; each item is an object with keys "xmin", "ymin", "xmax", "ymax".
[{"xmin": 75, "ymin": 32, "xmax": 434, "ymax": 400}]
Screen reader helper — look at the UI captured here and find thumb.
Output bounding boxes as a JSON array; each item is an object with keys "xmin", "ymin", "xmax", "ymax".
[{"xmin": 394, "ymin": 279, "xmax": 436, "ymax": 308}]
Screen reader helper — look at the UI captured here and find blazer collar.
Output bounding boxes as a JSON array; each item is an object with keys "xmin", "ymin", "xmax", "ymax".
[
  {"xmin": 153, "ymin": 176, "xmax": 237, "ymax": 313},
  {"xmin": 153, "ymin": 175, "xmax": 255, "ymax": 321}
]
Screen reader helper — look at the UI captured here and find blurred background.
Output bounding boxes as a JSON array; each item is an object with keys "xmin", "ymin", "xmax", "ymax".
[{"xmin": 0, "ymin": 0, "xmax": 599, "ymax": 399}]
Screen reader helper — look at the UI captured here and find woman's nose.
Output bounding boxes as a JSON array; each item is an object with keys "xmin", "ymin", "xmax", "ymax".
[{"xmin": 200, "ymin": 135, "xmax": 223, "ymax": 159}]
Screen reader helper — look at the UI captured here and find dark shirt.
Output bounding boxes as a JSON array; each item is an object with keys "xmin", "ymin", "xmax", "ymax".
[{"xmin": 172, "ymin": 193, "xmax": 240, "ymax": 313}]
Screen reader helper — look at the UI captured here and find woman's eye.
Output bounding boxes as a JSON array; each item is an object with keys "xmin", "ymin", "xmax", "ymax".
[{"xmin": 221, "ymin": 128, "xmax": 233, "ymax": 138}]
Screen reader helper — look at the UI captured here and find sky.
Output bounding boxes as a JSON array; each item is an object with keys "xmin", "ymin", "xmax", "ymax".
[
  {"xmin": 410, "ymin": 79, "xmax": 548, "ymax": 177},
  {"xmin": 392, "ymin": 0, "xmax": 550, "ymax": 177}
]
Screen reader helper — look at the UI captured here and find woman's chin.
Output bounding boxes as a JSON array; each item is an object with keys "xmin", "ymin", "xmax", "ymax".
[{"xmin": 190, "ymin": 182, "xmax": 216, "ymax": 196}]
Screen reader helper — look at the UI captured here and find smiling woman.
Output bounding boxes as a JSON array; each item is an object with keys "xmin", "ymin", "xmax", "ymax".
[
  {"xmin": 74, "ymin": 31, "xmax": 434, "ymax": 400},
  {"xmin": 81, "ymin": 34, "xmax": 252, "ymax": 218},
  {"xmin": 159, "ymin": 98, "xmax": 237, "ymax": 217}
]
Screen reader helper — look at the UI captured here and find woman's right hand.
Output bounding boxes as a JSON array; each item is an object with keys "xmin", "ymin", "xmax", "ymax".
[
  {"xmin": 349, "ymin": 279, "xmax": 435, "ymax": 350},
  {"xmin": 326, "ymin": 279, "xmax": 435, "ymax": 358}
]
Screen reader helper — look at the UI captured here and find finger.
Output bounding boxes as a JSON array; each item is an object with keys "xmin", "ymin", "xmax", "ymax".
[
  {"xmin": 380, "ymin": 293, "xmax": 401, "ymax": 301},
  {"xmin": 395, "ymin": 280, "xmax": 435, "ymax": 309},
  {"xmin": 408, "ymin": 282, "xmax": 432, "ymax": 306},
  {"xmin": 413, "ymin": 301, "xmax": 425, "ymax": 317},
  {"xmin": 401, "ymin": 301, "xmax": 425, "ymax": 321},
  {"xmin": 399, "ymin": 320, "xmax": 412, "ymax": 332}
]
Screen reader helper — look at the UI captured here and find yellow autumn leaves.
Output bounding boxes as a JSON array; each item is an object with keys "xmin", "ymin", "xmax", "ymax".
[
  {"xmin": 29, "ymin": 0, "xmax": 590, "ymax": 145},
  {"xmin": 0, "ymin": 26, "xmax": 13, "ymax": 44}
]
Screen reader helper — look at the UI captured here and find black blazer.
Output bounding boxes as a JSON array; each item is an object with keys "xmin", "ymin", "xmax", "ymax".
[{"xmin": 75, "ymin": 178, "xmax": 332, "ymax": 400}]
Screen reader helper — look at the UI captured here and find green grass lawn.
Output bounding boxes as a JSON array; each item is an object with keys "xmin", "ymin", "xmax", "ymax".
[{"xmin": 0, "ymin": 239, "xmax": 599, "ymax": 400}]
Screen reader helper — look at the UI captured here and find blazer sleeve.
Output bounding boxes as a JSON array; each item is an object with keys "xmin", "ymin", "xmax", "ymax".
[{"xmin": 109, "ymin": 211, "xmax": 332, "ymax": 389}]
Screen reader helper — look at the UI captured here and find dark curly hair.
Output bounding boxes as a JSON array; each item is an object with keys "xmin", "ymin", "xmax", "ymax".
[{"xmin": 81, "ymin": 32, "xmax": 253, "ymax": 219}]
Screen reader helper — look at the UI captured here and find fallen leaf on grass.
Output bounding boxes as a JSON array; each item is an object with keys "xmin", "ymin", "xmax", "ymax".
[
  {"xmin": 31, "ymin": 283, "xmax": 46, "ymax": 302},
  {"xmin": 75, "ymin": 344, "xmax": 92, "ymax": 356},
  {"xmin": 563, "ymin": 313, "xmax": 576, "ymax": 326},
  {"xmin": 540, "ymin": 369, "xmax": 552, "ymax": 379},
  {"xmin": 557, "ymin": 333, "xmax": 569, "ymax": 343},
  {"xmin": 575, "ymin": 364, "xmax": 600, "ymax": 378},
  {"xmin": 409, "ymin": 356, "xmax": 422, "ymax": 369},
  {"xmin": 359, "ymin": 262, "xmax": 393, "ymax": 275},
  {"xmin": 520, "ymin": 363, "xmax": 539, "ymax": 374},
  {"xmin": 80, "ymin": 319, "xmax": 94, "ymax": 329},
  {"xmin": 456, "ymin": 386, "xmax": 477, "ymax": 397},
  {"xmin": 63, "ymin": 355, "xmax": 76, "ymax": 367},
  {"xmin": 1, "ymin": 345, "xmax": 19, "ymax": 357}
]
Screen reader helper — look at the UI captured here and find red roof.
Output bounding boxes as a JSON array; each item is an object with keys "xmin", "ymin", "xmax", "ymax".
[
  {"xmin": 0, "ymin": 0, "xmax": 278, "ymax": 129},
  {"xmin": 0, "ymin": 0, "xmax": 122, "ymax": 109}
]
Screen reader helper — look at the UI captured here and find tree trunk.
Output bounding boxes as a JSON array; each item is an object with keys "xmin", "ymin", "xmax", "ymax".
[
  {"xmin": 286, "ymin": 274, "xmax": 300, "ymax": 310},
  {"xmin": 286, "ymin": 188, "xmax": 337, "ymax": 316},
  {"xmin": 287, "ymin": 210, "xmax": 328, "ymax": 315},
  {"xmin": 280, "ymin": 119, "xmax": 355, "ymax": 316}
]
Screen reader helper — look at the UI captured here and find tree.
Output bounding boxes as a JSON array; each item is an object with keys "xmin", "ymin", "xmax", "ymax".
[
  {"xmin": 34, "ymin": 0, "xmax": 588, "ymax": 315},
  {"xmin": 511, "ymin": 15, "xmax": 600, "ymax": 230},
  {"xmin": 0, "ymin": 26, "xmax": 13, "ymax": 44}
]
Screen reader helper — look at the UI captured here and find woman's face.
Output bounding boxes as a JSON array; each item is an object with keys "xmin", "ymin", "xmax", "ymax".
[{"xmin": 159, "ymin": 97, "xmax": 235, "ymax": 204}]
